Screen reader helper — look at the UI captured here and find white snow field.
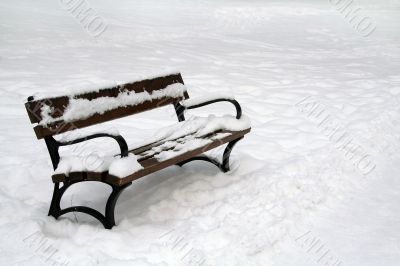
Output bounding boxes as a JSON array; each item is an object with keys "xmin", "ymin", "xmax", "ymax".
[{"xmin": 0, "ymin": 0, "xmax": 399, "ymax": 265}]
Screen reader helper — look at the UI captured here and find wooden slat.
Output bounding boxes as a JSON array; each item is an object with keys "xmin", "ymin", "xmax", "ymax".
[
  {"xmin": 52, "ymin": 171, "xmax": 107, "ymax": 183},
  {"xmin": 52, "ymin": 128, "xmax": 251, "ymax": 185},
  {"xmin": 127, "ymin": 131, "xmax": 224, "ymax": 156},
  {"xmin": 25, "ymin": 73, "xmax": 189, "ymax": 139},
  {"xmin": 131, "ymin": 131, "xmax": 230, "ymax": 161},
  {"xmin": 33, "ymin": 97, "xmax": 182, "ymax": 139}
]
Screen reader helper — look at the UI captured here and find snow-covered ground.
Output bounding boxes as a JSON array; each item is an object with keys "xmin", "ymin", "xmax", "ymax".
[{"xmin": 0, "ymin": 0, "xmax": 399, "ymax": 265}]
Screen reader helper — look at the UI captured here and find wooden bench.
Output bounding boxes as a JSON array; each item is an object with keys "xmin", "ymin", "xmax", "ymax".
[{"xmin": 24, "ymin": 73, "xmax": 251, "ymax": 229}]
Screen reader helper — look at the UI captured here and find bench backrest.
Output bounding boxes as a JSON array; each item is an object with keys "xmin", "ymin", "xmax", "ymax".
[{"xmin": 25, "ymin": 73, "xmax": 188, "ymax": 139}]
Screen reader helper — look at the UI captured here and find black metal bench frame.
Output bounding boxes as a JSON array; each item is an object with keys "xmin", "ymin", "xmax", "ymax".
[{"xmin": 41, "ymin": 97, "xmax": 245, "ymax": 229}]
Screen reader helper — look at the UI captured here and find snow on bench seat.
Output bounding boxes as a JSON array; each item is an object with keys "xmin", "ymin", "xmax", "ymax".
[{"xmin": 52, "ymin": 115, "xmax": 251, "ymax": 186}]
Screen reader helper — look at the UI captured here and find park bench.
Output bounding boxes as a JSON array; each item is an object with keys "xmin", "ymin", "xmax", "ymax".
[{"xmin": 24, "ymin": 73, "xmax": 251, "ymax": 229}]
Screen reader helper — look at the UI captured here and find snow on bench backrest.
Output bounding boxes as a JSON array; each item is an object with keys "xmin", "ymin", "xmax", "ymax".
[{"xmin": 25, "ymin": 73, "xmax": 189, "ymax": 139}]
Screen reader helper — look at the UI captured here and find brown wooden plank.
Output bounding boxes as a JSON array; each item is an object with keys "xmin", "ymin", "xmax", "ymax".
[
  {"xmin": 52, "ymin": 128, "xmax": 250, "ymax": 185},
  {"xmin": 33, "ymin": 96, "xmax": 184, "ymax": 139},
  {"xmin": 52, "ymin": 171, "xmax": 107, "ymax": 183},
  {"xmin": 108, "ymin": 128, "xmax": 251, "ymax": 185},
  {"xmin": 129, "ymin": 130, "xmax": 232, "ymax": 158},
  {"xmin": 132, "ymin": 130, "xmax": 228, "ymax": 161},
  {"xmin": 25, "ymin": 73, "xmax": 186, "ymax": 124}
]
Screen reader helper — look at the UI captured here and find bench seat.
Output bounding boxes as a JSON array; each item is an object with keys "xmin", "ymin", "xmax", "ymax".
[{"xmin": 53, "ymin": 126, "xmax": 250, "ymax": 186}]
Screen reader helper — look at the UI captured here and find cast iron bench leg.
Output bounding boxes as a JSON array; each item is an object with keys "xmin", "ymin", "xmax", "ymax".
[
  {"xmin": 177, "ymin": 137, "xmax": 244, "ymax": 172},
  {"xmin": 48, "ymin": 181, "xmax": 131, "ymax": 229}
]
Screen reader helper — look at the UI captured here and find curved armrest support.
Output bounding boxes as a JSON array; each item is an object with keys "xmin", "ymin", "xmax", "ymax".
[
  {"xmin": 57, "ymin": 133, "xmax": 129, "ymax": 157},
  {"xmin": 45, "ymin": 133, "xmax": 129, "ymax": 171},
  {"xmin": 180, "ymin": 98, "xmax": 242, "ymax": 119}
]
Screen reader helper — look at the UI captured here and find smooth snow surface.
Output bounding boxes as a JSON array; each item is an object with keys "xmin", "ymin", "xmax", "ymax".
[{"xmin": 0, "ymin": 0, "xmax": 399, "ymax": 265}]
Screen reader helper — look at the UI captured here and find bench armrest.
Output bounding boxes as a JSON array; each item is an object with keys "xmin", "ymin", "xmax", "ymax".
[
  {"xmin": 179, "ymin": 98, "xmax": 242, "ymax": 119},
  {"xmin": 57, "ymin": 133, "xmax": 129, "ymax": 157}
]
